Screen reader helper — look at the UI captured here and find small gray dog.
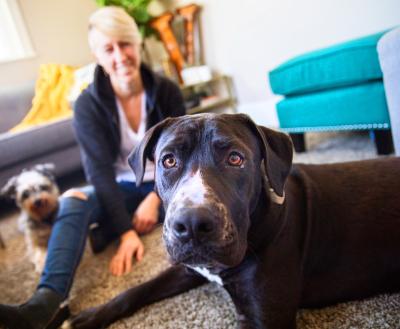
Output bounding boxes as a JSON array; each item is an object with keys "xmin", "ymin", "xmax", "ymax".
[{"xmin": 1, "ymin": 164, "xmax": 60, "ymax": 272}]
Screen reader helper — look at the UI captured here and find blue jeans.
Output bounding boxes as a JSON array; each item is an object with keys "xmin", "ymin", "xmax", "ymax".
[{"xmin": 38, "ymin": 181, "xmax": 155, "ymax": 298}]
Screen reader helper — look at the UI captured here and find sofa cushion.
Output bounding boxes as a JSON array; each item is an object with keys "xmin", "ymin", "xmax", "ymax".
[
  {"xmin": 0, "ymin": 118, "xmax": 76, "ymax": 169},
  {"xmin": 269, "ymin": 30, "xmax": 389, "ymax": 96},
  {"xmin": 0, "ymin": 81, "xmax": 35, "ymax": 133},
  {"xmin": 276, "ymin": 81, "xmax": 390, "ymax": 132}
]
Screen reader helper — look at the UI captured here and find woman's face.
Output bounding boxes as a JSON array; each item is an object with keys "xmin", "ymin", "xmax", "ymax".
[{"xmin": 90, "ymin": 28, "xmax": 141, "ymax": 86}]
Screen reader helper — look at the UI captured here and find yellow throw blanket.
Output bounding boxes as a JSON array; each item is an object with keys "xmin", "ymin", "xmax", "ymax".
[{"xmin": 11, "ymin": 64, "xmax": 76, "ymax": 132}]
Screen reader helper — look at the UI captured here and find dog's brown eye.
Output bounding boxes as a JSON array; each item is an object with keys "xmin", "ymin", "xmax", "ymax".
[
  {"xmin": 21, "ymin": 191, "xmax": 30, "ymax": 200},
  {"xmin": 228, "ymin": 152, "xmax": 243, "ymax": 167},
  {"xmin": 40, "ymin": 185, "xmax": 50, "ymax": 191},
  {"xmin": 162, "ymin": 154, "xmax": 177, "ymax": 169}
]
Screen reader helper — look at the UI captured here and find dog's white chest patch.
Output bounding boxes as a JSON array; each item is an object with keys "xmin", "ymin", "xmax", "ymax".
[{"xmin": 190, "ymin": 266, "xmax": 223, "ymax": 286}]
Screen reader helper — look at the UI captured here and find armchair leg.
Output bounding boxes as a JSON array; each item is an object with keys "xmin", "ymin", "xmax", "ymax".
[
  {"xmin": 372, "ymin": 129, "xmax": 394, "ymax": 155},
  {"xmin": 0, "ymin": 232, "xmax": 5, "ymax": 249},
  {"xmin": 290, "ymin": 133, "xmax": 306, "ymax": 153}
]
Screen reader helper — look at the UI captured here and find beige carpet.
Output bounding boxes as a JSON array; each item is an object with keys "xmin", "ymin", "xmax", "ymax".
[{"xmin": 0, "ymin": 131, "xmax": 399, "ymax": 329}]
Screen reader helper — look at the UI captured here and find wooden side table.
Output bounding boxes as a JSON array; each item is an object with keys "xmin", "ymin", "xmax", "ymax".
[{"xmin": 181, "ymin": 75, "xmax": 237, "ymax": 114}]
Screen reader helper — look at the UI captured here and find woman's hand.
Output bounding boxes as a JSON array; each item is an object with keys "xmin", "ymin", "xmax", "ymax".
[
  {"xmin": 132, "ymin": 191, "xmax": 161, "ymax": 235},
  {"xmin": 109, "ymin": 230, "xmax": 144, "ymax": 276}
]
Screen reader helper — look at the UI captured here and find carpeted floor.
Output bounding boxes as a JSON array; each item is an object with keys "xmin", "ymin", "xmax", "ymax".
[{"xmin": 0, "ymin": 131, "xmax": 399, "ymax": 329}]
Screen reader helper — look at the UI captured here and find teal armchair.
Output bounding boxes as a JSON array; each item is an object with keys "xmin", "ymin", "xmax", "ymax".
[{"xmin": 269, "ymin": 30, "xmax": 394, "ymax": 154}]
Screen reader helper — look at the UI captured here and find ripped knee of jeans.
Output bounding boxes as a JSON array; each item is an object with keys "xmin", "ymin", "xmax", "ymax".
[{"xmin": 61, "ymin": 189, "xmax": 88, "ymax": 201}]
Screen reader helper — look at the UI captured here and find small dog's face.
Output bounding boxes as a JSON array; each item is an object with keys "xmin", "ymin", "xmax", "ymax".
[{"xmin": 1, "ymin": 165, "xmax": 60, "ymax": 222}]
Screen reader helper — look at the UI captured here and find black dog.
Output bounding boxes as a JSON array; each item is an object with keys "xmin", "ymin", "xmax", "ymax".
[{"xmin": 69, "ymin": 113, "xmax": 400, "ymax": 329}]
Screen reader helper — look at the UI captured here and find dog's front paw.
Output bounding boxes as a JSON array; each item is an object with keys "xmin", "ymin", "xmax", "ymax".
[{"xmin": 67, "ymin": 308, "xmax": 108, "ymax": 329}]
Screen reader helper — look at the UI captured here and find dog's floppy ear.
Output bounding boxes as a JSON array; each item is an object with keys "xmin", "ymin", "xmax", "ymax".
[
  {"xmin": 1, "ymin": 176, "xmax": 18, "ymax": 199},
  {"xmin": 237, "ymin": 114, "xmax": 293, "ymax": 197},
  {"xmin": 128, "ymin": 117, "xmax": 176, "ymax": 187},
  {"xmin": 32, "ymin": 163, "xmax": 56, "ymax": 181},
  {"xmin": 256, "ymin": 125, "xmax": 293, "ymax": 197}
]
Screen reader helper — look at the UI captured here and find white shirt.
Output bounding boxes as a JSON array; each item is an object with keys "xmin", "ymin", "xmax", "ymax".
[{"xmin": 114, "ymin": 93, "xmax": 155, "ymax": 183}]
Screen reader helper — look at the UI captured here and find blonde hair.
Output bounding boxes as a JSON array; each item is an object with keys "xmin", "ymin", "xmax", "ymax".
[{"xmin": 88, "ymin": 6, "xmax": 142, "ymax": 50}]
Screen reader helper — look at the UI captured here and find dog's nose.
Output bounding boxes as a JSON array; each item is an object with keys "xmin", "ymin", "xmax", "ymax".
[
  {"xmin": 172, "ymin": 208, "xmax": 217, "ymax": 243},
  {"xmin": 34, "ymin": 199, "xmax": 43, "ymax": 208}
]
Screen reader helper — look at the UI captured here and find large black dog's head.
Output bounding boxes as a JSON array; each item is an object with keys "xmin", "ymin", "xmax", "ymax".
[{"xmin": 129, "ymin": 113, "xmax": 292, "ymax": 270}]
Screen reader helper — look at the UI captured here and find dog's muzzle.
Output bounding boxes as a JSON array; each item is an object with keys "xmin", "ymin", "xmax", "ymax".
[
  {"xmin": 163, "ymin": 203, "xmax": 245, "ymax": 268},
  {"xmin": 170, "ymin": 206, "xmax": 227, "ymax": 244},
  {"xmin": 161, "ymin": 169, "xmax": 248, "ymax": 268}
]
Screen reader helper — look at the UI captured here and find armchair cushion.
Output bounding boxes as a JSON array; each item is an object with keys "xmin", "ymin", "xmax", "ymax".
[{"xmin": 269, "ymin": 30, "xmax": 388, "ymax": 96}]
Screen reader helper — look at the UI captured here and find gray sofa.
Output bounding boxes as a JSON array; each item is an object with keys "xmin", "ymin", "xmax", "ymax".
[
  {"xmin": 378, "ymin": 27, "xmax": 400, "ymax": 156},
  {"xmin": 0, "ymin": 81, "xmax": 82, "ymax": 188}
]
